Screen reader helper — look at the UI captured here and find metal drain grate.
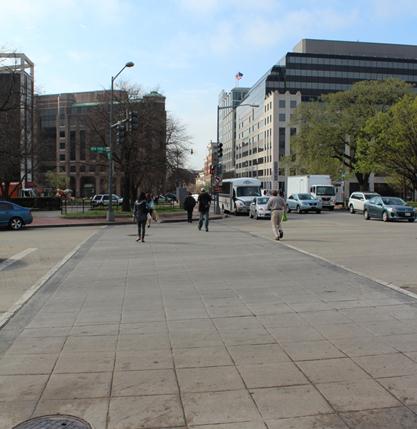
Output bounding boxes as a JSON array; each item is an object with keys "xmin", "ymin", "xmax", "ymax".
[{"xmin": 13, "ymin": 415, "xmax": 92, "ymax": 429}]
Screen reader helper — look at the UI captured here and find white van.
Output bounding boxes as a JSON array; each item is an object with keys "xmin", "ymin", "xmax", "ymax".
[{"xmin": 218, "ymin": 178, "xmax": 261, "ymax": 214}]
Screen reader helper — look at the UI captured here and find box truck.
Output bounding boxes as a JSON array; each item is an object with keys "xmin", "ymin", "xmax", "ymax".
[{"xmin": 286, "ymin": 175, "xmax": 336, "ymax": 210}]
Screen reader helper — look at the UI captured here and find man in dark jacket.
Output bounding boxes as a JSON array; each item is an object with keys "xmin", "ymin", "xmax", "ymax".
[
  {"xmin": 197, "ymin": 188, "xmax": 212, "ymax": 232},
  {"xmin": 134, "ymin": 192, "xmax": 149, "ymax": 242},
  {"xmin": 183, "ymin": 192, "xmax": 197, "ymax": 223}
]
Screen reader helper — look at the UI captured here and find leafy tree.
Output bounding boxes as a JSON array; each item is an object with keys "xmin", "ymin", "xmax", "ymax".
[
  {"xmin": 44, "ymin": 170, "xmax": 69, "ymax": 190},
  {"xmin": 290, "ymin": 79, "xmax": 411, "ymax": 190},
  {"xmin": 357, "ymin": 94, "xmax": 417, "ymax": 195}
]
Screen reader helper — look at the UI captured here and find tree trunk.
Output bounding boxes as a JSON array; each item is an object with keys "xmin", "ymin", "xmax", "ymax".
[
  {"xmin": 355, "ymin": 172, "xmax": 370, "ymax": 191},
  {"xmin": 122, "ymin": 175, "xmax": 131, "ymax": 212}
]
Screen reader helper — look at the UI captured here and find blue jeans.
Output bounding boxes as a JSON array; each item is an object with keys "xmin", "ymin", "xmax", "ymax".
[{"xmin": 198, "ymin": 210, "xmax": 209, "ymax": 230}]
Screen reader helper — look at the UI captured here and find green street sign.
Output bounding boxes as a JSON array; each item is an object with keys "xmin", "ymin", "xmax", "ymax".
[{"xmin": 90, "ymin": 146, "xmax": 108, "ymax": 154}]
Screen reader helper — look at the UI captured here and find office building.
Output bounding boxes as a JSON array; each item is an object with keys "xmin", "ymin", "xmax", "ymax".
[
  {"xmin": 218, "ymin": 87, "xmax": 249, "ymax": 177},
  {"xmin": 220, "ymin": 39, "xmax": 417, "ymax": 193},
  {"xmin": 35, "ymin": 90, "xmax": 166, "ymax": 197}
]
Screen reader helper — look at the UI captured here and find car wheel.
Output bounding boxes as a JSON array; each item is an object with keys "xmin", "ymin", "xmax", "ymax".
[
  {"xmin": 363, "ymin": 209, "xmax": 370, "ymax": 220},
  {"xmin": 9, "ymin": 217, "xmax": 23, "ymax": 230},
  {"xmin": 328, "ymin": 206, "xmax": 334, "ymax": 211},
  {"xmin": 382, "ymin": 211, "xmax": 389, "ymax": 222},
  {"xmin": 296, "ymin": 205, "xmax": 302, "ymax": 214},
  {"xmin": 408, "ymin": 218, "xmax": 415, "ymax": 222},
  {"xmin": 316, "ymin": 210, "xmax": 321, "ymax": 214},
  {"xmin": 349, "ymin": 205, "xmax": 355, "ymax": 214},
  {"xmin": 287, "ymin": 207, "xmax": 291, "ymax": 213}
]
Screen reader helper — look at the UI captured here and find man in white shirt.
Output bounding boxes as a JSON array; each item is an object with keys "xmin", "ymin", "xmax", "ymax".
[{"xmin": 266, "ymin": 190, "xmax": 286, "ymax": 240}]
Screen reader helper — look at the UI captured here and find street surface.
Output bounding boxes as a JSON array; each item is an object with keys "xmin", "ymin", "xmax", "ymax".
[
  {"xmin": 0, "ymin": 227, "xmax": 100, "ymax": 326},
  {"xmin": 0, "ymin": 214, "xmax": 417, "ymax": 428},
  {"xmin": 236, "ymin": 210, "xmax": 417, "ymax": 292}
]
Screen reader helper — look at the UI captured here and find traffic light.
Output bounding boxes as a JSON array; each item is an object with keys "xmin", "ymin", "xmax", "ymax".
[
  {"xmin": 128, "ymin": 111, "xmax": 139, "ymax": 130},
  {"xmin": 217, "ymin": 142, "xmax": 223, "ymax": 158},
  {"xmin": 116, "ymin": 123, "xmax": 126, "ymax": 145}
]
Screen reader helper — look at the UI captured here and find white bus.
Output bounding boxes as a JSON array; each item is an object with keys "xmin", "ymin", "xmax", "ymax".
[{"xmin": 219, "ymin": 178, "xmax": 262, "ymax": 214}]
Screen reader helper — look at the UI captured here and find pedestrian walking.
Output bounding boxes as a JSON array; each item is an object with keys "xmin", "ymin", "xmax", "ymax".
[
  {"xmin": 183, "ymin": 192, "xmax": 197, "ymax": 223},
  {"xmin": 266, "ymin": 189, "xmax": 287, "ymax": 240},
  {"xmin": 134, "ymin": 192, "xmax": 149, "ymax": 242},
  {"xmin": 197, "ymin": 188, "xmax": 212, "ymax": 232}
]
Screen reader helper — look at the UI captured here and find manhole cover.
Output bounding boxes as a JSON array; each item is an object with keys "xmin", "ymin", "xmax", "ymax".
[{"xmin": 13, "ymin": 415, "xmax": 92, "ymax": 429}]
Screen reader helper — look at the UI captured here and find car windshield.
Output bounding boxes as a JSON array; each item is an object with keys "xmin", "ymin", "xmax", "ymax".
[
  {"xmin": 257, "ymin": 197, "xmax": 269, "ymax": 205},
  {"xmin": 382, "ymin": 197, "xmax": 405, "ymax": 206},
  {"xmin": 298, "ymin": 193, "xmax": 315, "ymax": 200},
  {"xmin": 236, "ymin": 186, "xmax": 261, "ymax": 197},
  {"xmin": 315, "ymin": 186, "xmax": 335, "ymax": 196},
  {"xmin": 365, "ymin": 193, "xmax": 379, "ymax": 199}
]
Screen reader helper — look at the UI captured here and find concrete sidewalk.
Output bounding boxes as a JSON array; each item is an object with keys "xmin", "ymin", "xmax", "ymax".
[{"xmin": 2, "ymin": 221, "xmax": 417, "ymax": 428}]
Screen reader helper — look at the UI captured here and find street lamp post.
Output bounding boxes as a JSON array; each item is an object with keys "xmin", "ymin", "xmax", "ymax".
[
  {"xmin": 214, "ymin": 103, "xmax": 259, "ymax": 214},
  {"xmin": 106, "ymin": 61, "xmax": 134, "ymax": 222}
]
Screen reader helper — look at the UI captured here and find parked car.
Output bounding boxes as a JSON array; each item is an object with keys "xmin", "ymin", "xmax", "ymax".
[
  {"xmin": 163, "ymin": 193, "xmax": 178, "ymax": 202},
  {"xmin": 249, "ymin": 196, "xmax": 271, "ymax": 219},
  {"xmin": 363, "ymin": 196, "xmax": 416, "ymax": 222},
  {"xmin": 286, "ymin": 193, "xmax": 322, "ymax": 214},
  {"xmin": 90, "ymin": 194, "xmax": 123, "ymax": 207},
  {"xmin": 348, "ymin": 192, "xmax": 380, "ymax": 213},
  {"xmin": 0, "ymin": 200, "xmax": 33, "ymax": 230}
]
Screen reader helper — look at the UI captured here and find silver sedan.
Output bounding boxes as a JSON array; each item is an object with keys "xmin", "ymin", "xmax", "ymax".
[
  {"xmin": 287, "ymin": 193, "xmax": 322, "ymax": 214},
  {"xmin": 249, "ymin": 196, "xmax": 271, "ymax": 219}
]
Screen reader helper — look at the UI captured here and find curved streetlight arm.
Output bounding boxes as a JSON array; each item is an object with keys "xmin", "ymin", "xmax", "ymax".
[{"xmin": 106, "ymin": 61, "xmax": 134, "ymax": 222}]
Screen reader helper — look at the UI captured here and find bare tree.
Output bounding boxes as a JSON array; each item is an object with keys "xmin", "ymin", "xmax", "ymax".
[{"xmin": 0, "ymin": 54, "xmax": 24, "ymax": 197}]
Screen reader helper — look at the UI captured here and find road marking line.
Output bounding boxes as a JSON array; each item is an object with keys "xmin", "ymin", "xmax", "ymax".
[
  {"xmin": 0, "ymin": 231, "xmax": 98, "ymax": 330},
  {"xmin": 281, "ymin": 241, "xmax": 417, "ymax": 301},
  {"xmin": 0, "ymin": 248, "xmax": 37, "ymax": 272}
]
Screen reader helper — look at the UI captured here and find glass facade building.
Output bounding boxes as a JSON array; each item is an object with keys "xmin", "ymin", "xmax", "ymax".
[{"xmin": 228, "ymin": 39, "xmax": 417, "ymax": 191}]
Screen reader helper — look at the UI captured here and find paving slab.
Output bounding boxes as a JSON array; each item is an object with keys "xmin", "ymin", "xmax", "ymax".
[
  {"xmin": 340, "ymin": 407, "xmax": 417, "ymax": 429},
  {"xmin": 251, "ymin": 385, "xmax": 332, "ymax": 419}
]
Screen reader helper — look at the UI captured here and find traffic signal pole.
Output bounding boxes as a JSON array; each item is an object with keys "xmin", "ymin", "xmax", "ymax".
[{"xmin": 214, "ymin": 106, "xmax": 221, "ymax": 214}]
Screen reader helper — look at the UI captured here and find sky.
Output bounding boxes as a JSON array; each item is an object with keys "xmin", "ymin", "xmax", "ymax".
[{"xmin": 2, "ymin": 0, "xmax": 417, "ymax": 169}]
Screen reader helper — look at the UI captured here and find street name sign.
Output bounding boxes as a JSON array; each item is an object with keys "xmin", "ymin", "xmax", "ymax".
[{"xmin": 90, "ymin": 146, "xmax": 109, "ymax": 153}]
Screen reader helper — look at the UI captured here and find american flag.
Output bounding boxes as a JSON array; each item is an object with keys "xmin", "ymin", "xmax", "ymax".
[{"xmin": 235, "ymin": 72, "xmax": 243, "ymax": 80}]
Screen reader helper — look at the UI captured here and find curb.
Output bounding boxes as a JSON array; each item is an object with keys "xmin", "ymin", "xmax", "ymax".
[{"xmin": 27, "ymin": 215, "xmax": 224, "ymax": 229}]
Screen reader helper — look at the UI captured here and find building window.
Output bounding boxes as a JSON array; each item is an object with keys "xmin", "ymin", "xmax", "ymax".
[
  {"xmin": 70, "ymin": 165, "xmax": 76, "ymax": 173},
  {"xmin": 290, "ymin": 100, "xmax": 297, "ymax": 108},
  {"xmin": 89, "ymin": 165, "xmax": 95, "ymax": 173},
  {"xmin": 79, "ymin": 165, "xmax": 86, "ymax": 172},
  {"xmin": 70, "ymin": 131, "xmax": 76, "ymax": 161},
  {"xmin": 59, "ymin": 166, "xmax": 65, "ymax": 173},
  {"xmin": 59, "ymin": 142, "xmax": 65, "ymax": 150},
  {"xmin": 80, "ymin": 130, "xmax": 86, "ymax": 160},
  {"xmin": 59, "ymin": 154, "xmax": 65, "ymax": 161},
  {"xmin": 279, "ymin": 128, "xmax": 285, "ymax": 158},
  {"xmin": 59, "ymin": 130, "xmax": 65, "ymax": 138},
  {"xmin": 279, "ymin": 113, "xmax": 286, "ymax": 122},
  {"xmin": 279, "ymin": 100, "xmax": 286, "ymax": 108}
]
